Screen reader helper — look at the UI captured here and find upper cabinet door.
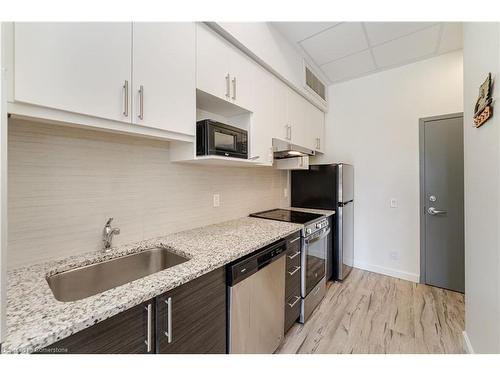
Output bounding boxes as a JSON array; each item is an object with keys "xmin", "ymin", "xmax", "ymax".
[
  {"xmin": 227, "ymin": 45, "xmax": 255, "ymax": 111},
  {"xmin": 310, "ymin": 103, "xmax": 325, "ymax": 152},
  {"xmin": 286, "ymin": 89, "xmax": 307, "ymax": 145},
  {"xmin": 250, "ymin": 66, "xmax": 274, "ymax": 165},
  {"xmin": 272, "ymin": 79, "xmax": 289, "ymax": 141},
  {"xmin": 196, "ymin": 24, "xmax": 231, "ymax": 102},
  {"xmin": 14, "ymin": 23, "xmax": 132, "ymax": 122},
  {"xmin": 133, "ymin": 23, "xmax": 195, "ymax": 135},
  {"xmin": 196, "ymin": 24, "xmax": 254, "ymax": 111}
]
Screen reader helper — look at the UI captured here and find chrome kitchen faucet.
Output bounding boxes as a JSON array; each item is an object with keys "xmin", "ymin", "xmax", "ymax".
[{"xmin": 102, "ymin": 217, "xmax": 120, "ymax": 251}]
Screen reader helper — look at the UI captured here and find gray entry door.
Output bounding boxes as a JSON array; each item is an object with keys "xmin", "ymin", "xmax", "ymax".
[{"xmin": 420, "ymin": 113, "xmax": 464, "ymax": 293}]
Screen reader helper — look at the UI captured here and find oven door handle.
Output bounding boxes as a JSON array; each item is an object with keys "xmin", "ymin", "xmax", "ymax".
[{"xmin": 304, "ymin": 227, "xmax": 331, "ymax": 244}]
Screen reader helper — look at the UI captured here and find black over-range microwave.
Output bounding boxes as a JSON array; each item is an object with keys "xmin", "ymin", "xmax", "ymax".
[{"xmin": 196, "ymin": 119, "xmax": 248, "ymax": 159}]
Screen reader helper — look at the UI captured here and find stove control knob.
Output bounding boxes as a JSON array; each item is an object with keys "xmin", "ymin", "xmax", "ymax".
[
  {"xmin": 306, "ymin": 228, "xmax": 312, "ymax": 235},
  {"xmin": 316, "ymin": 223, "xmax": 321, "ymax": 229}
]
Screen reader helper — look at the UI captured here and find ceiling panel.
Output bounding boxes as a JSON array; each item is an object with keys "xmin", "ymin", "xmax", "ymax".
[
  {"xmin": 438, "ymin": 22, "xmax": 463, "ymax": 53},
  {"xmin": 272, "ymin": 22, "xmax": 340, "ymax": 42},
  {"xmin": 270, "ymin": 22, "xmax": 463, "ymax": 85},
  {"xmin": 321, "ymin": 50, "xmax": 376, "ymax": 82},
  {"xmin": 371, "ymin": 24, "xmax": 441, "ymax": 68},
  {"xmin": 364, "ymin": 22, "xmax": 437, "ymax": 45},
  {"xmin": 300, "ymin": 22, "xmax": 368, "ymax": 65}
]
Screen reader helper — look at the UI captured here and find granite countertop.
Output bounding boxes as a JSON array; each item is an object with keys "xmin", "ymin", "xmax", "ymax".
[{"xmin": 2, "ymin": 217, "xmax": 304, "ymax": 354}]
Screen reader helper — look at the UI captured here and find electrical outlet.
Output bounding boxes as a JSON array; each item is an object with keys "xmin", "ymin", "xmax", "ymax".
[
  {"xmin": 390, "ymin": 251, "xmax": 399, "ymax": 261},
  {"xmin": 284, "ymin": 188, "xmax": 288, "ymax": 198},
  {"xmin": 390, "ymin": 198, "xmax": 398, "ymax": 208},
  {"xmin": 213, "ymin": 194, "xmax": 220, "ymax": 207}
]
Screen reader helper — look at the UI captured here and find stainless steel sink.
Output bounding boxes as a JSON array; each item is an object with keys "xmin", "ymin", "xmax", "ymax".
[{"xmin": 46, "ymin": 247, "xmax": 189, "ymax": 302}]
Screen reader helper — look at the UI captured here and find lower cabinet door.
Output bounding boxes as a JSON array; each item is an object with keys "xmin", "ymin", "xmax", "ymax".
[
  {"xmin": 284, "ymin": 232, "xmax": 302, "ymax": 333},
  {"xmin": 156, "ymin": 268, "xmax": 226, "ymax": 354},
  {"xmin": 41, "ymin": 300, "xmax": 155, "ymax": 354}
]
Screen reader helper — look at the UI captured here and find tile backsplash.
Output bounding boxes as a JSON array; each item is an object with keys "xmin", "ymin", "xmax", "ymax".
[{"xmin": 7, "ymin": 118, "xmax": 288, "ymax": 269}]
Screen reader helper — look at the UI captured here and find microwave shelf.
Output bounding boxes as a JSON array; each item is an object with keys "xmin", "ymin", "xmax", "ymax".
[{"xmin": 172, "ymin": 155, "xmax": 264, "ymax": 167}]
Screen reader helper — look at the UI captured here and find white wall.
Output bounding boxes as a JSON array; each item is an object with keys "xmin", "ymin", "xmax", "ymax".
[
  {"xmin": 318, "ymin": 51, "xmax": 463, "ymax": 282},
  {"xmin": 463, "ymin": 23, "xmax": 500, "ymax": 354},
  {"xmin": 214, "ymin": 22, "xmax": 327, "ymax": 110},
  {"xmin": 7, "ymin": 119, "xmax": 289, "ymax": 269}
]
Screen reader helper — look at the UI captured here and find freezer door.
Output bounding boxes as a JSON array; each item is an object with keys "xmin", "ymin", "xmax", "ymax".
[
  {"xmin": 291, "ymin": 164, "xmax": 337, "ymax": 210},
  {"xmin": 338, "ymin": 164, "xmax": 354, "ymax": 203},
  {"xmin": 336, "ymin": 201, "xmax": 354, "ymax": 280}
]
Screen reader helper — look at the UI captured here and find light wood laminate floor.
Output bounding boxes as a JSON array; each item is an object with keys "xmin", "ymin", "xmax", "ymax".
[{"xmin": 276, "ymin": 268, "xmax": 465, "ymax": 354}]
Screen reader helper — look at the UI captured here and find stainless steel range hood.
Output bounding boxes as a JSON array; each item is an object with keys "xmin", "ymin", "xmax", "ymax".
[{"xmin": 272, "ymin": 138, "xmax": 315, "ymax": 159}]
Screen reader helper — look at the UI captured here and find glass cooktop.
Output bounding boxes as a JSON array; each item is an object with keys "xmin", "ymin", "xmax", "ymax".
[{"xmin": 249, "ymin": 209, "xmax": 322, "ymax": 224}]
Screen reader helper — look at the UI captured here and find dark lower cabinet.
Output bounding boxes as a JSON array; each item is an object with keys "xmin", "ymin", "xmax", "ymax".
[
  {"xmin": 42, "ymin": 299, "xmax": 154, "ymax": 354},
  {"xmin": 41, "ymin": 267, "xmax": 226, "ymax": 354},
  {"xmin": 156, "ymin": 268, "xmax": 226, "ymax": 354},
  {"xmin": 284, "ymin": 231, "xmax": 302, "ymax": 333}
]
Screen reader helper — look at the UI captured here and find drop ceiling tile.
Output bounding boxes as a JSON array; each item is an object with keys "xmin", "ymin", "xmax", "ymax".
[
  {"xmin": 364, "ymin": 22, "xmax": 437, "ymax": 45},
  {"xmin": 272, "ymin": 22, "xmax": 340, "ymax": 43},
  {"xmin": 372, "ymin": 24, "xmax": 441, "ymax": 68},
  {"xmin": 300, "ymin": 22, "xmax": 368, "ymax": 65},
  {"xmin": 321, "ymin": 49, "xmax": 376, "ymax": 82},
  {"xmin": 438, "ymin": 22, "xmax": 463, "ymax": 53}
]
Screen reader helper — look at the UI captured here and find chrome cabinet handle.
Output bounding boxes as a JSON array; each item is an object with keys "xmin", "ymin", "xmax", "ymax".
[
  {"xmin": 144, "ymin": 303, "xmax": 152, "ymax": 352},
  {"xmin": 123, "ymin": 80, "xmax": 129, "ymax": 117},
  {"xmin": 428, "ymin": 207, "xmax": 447, "ymax": 215},
  {"xmin": 290, "ymin": 236, "xmax": 301, "ymax": 244},
  {"xmin": 138, "ymin": 85, "xmax": 144, "ymax": 120},
  {"xmin": 232, "ymin": 76, "xmax": 236, "ymax": 100},
  {"xmin": 164, "ymin": 297, "xmax": 172, "ymax": 344},
  {"xmin": 288, "ymin": 265, "xmax": 301, "ymax": 276},
  {"xmin": 287, "ymin": 295, "xmax": 300, "ymax": 308},
  {"xmin": 225, "ymin": 74, "xmax": 230, "ymax": 98},
  {"xmin": 288, "ymin": 250, "xmax": 300, "ymax": 260},
  {"xmin": 285, "ymin": 124, "xmax": 292, "ymax": 140}
]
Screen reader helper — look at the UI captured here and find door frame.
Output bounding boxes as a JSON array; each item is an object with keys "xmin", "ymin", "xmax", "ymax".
[{"xmin": 419, "ymin": 112, "xmax": 464, "ymax": 284}]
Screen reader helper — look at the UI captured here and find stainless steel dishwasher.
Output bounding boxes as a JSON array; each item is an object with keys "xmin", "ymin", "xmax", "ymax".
[{"xmin": 227, "ymin": 240, "xmax": 287, "ymax": 354}]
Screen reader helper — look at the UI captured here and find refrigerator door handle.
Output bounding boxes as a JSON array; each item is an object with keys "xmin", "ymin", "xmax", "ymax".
[{"xmin": 338, "ymin": 200, "xmax": 353, "ymax": 207}]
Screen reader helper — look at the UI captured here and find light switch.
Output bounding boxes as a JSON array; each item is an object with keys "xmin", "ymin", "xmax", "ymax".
[
  {"xmin": 284, "ymin": 188, "xmax": 288, "ymax": 198},
  {"xmin": 390, "ymin": 198, "xmax": 398, "ymax": 208},
  {"xmin": 213, "ymin": 194, "xmax": 220, "ymax": 207}
]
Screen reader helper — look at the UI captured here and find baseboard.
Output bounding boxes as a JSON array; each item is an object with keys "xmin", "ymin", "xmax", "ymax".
[
  {"xmin": 353, "ymin": 261, "xmax": 420, "ymax": 283},
  {"xmin": 462, "ymin": 331, "xmax": 474, "ymax": 354}
]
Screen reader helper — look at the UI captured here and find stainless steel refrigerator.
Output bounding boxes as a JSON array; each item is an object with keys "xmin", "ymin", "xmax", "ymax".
[{"xmin": 291, "ymin": 163, "xmax": 354, "ymax": 281}]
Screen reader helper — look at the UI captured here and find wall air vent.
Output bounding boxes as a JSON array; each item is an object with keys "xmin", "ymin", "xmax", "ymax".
[{"xmin": 305, "ymin": 65, "xmax": 326, "ymax": 102}]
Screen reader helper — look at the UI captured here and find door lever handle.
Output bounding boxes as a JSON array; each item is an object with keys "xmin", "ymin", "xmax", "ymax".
[{"xmin": 428, "ymin": 207, "xmax": 447, "ymax": 215}]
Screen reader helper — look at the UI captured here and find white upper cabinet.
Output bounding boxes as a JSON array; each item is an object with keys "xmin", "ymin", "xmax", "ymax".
[
  {"xmin": 11, "ymin": 22, "xmax": 324, "ymax": 158},
  {"xmin": 309, "ymin": 103, "xmax": 325, "ymax": 152},
  {"xmin": 272, "ymin": 77, "xmax": 326, "ymax": 153},
  {"xmin": 250, "ymin": 66, "xmax": 274, "ymax": 165},
  {"xmin": 272, "ymin": 79, "xmax": 289, "ymax": 141},
  {"xmin": 227, "ymin": 46, "xmax": 255, "ymax": 111},
  {"xmin": 196, "ymin": 23, "xmax": 231, "ymax": 103},
  {"xmin": 286, "ymin": 89, "xmax": 308, "ymax": 146},
  {"xmin": 132, "ymin": 23, "xmax": 195, "ymax": 135},
  {"xmin": 14, "ymin": 23, "xmax": 132, "ymax": 123},
  {"xmin": 196, "ymin": 24, "xmax": 254, "ymax": 111}
]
